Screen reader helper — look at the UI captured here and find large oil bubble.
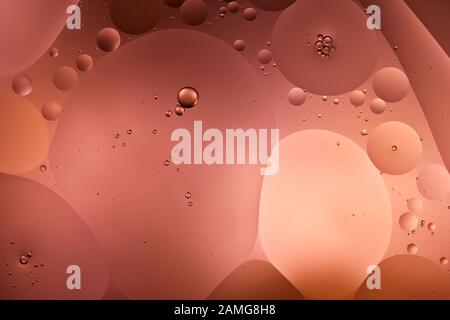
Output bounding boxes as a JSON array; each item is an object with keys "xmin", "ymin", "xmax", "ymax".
[
  {"xmin": 373, "ymin": 67, "xmax": 410, "ymax": 103},
  {"xmin": 259, "ymin": 130, "xmax": 392, "ymax": 299}
]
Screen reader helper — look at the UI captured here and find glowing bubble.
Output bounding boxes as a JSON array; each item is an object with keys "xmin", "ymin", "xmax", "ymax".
[
  {"xmin": 41, "ymin": 100, "xmax": 62, "ymax": 121},
  {"xmin": 249, "ymin": 0, "xmax": 295, "ymax": 11},
  {"xmin": 399, "ymin": 212, "xmax": 418, "ymax": 232},
  {"xmin": 349, "ymin": 90, "xmax": 365, "ymax": 107},
  {"xmin": 407, "ymin": 243, "xmax": 418, "ymax": 254},
  {"xmin": 367, "ymin": 121, "xmax": 422, "ymax": 175},
  {"xmin": 373, "ymin": 67, "xmax": 410, "ymax": 102},
  {"xmin": 76, "ymin": 54, "xmax": 94, "ymax": 72},
  {"xmin": 0, "ymin": 93, "xmax": 49, "ymax": 174},
  {"xmin": 53, "ymin": 66, "xmax": 79, "ymax": 91},
  {"xmin": 259, "ymin": 129, "xmax": 392, "ymax": 299},
  {"xmin": 243, "ymin": 8, "xmax": 257, "ymax": 21},
  {"xmin": 355, "ymin": 255, "xmax": 450, "ymax": 299},
  {"xmin": 110, "ymin": 0, "xmax": 162, "ymax": 35},
  {"xmin": 287, "ymin": 87, "xmax": 306, "ymax": 106},
  {"xmin": 233, "ymin": 39, "xmax": 245, "ymax": 51},
  {"xmin": 12, "ymin": 75, "xmax": 33, "ymax": 96},
  {"xmin": 257, "ymin": 49, "xmax": 273, "ymax": 64},
  {"xmin": 180, "ymin": 0, "xmax": 208, "ymax": 26},
  {"xmin": 208, "ymin": 260, "xmax": 304, "ymax": 300},
  {"xmin": 417, "ymin": 164, "xmax": 450, "ymax": 200},
  {"xmin": 370, "ymin": 98, "xmax": 387, "ymax": 114},
  {"xmin": 97, "ymin": 27, "xmax": 121, "ymax": 52},
  {"xmin": 177, "ymin": 87, "xmax": 199, "ymax": 108},
  {"xmin": 406, "ymin": 197, "xmax": 423, "ymax": 212}
]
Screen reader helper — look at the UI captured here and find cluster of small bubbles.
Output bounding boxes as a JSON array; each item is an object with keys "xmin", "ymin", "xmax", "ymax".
[
  {"xmin": 165, "ymin": 110, "xmax": 172, "ymax": 118},
  {"xmin": 39, "ymin": 165, "xmax": 47, "ymax": 173},
  {"xmin": 315, "ymin": 34, "xmax": 336, "ymax": 58}
]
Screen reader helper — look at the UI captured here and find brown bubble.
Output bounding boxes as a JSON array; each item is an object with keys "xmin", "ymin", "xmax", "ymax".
[
  {"xmin": 53, "ymin": 66, "xmax": 79, "ymax": 91},
  {"xmin": 355, "ymin": 255, "xmax": 450, "ymax": 299},
  {"xmin": 406, "ymin": 197, "xmax": 423, "ymax": 212},
  {"xmin": 177, "ymin": 87, "xmax": 199, "ymax": 108},
  {"xmin": 165, "ymin": 110, "xmax": 172, "ymax": 117},
  {"xmin": 19, "ymin": 256, "xmax": 29, "ymax": 265},
  {"xmin": 441, "ymin": 257, "xmax": 448, "ymax": 266},
  {"xmin": 12, "ymin": 75, "xmax": 33, "ymax": 96},
  {"xmin": 40, "ymin": 165, "xmax": 47, "ymax": 173},
  {"xmin": 399, "ymin": 212, "xmax": 418, "ymax": 232},
  {"xmin": 227, "ymin": 1, "xmax": 239, "ymax": 13},
  {"xmin": 249, "ymin": 0, "xmax": 295, "ymax": 12},
  {"xmin": 417, "ymin": 164, "xmax": 450, "ymax": 200},
  {"xmin": 233, "ymin": 39, "xmax": 245, "ymax": 51},
  {"xmin": 163, "ymin": 160, "xmax": 170, "ymax": 166},
  {"xmin": 370, "ymin": 98, "xmax": 387, "ymax": 114},
  {"xmin": 333, "ymin": 98, "xmax": 339, "ymax": 105},
  {"xmin": 164, "ymin": 0, "xmax": 185, "ymax": 8},
  {"xmin": 373, "ymin": 67, "xmax": 410, "ymax": 102},
  {"xmin": 349, "ymin": 90, "xmax": 365, "ymax": 107},
  {"xmin": 257, "ymin": 49, "xmax": 273, "ymax": 64},
  {"xmin": 175, "ymin": 106, "xmax": 185, "ymax": 116},
  {"xmin": 243, "ymin": 7, "xmax": 257, "ymax": 21},
  {"xmin": 97, "ymin": 27, "xmax": 121, "ymax": 52},
  {"xmin": 407, "ymin": 243, "xmax": 418, "ymax": 254},
  {"xmin": 110, "ymin": 0, "xmax": 162, "ymax": 35},
  {"xmin": 367, "ymin": 121, "xmax": 422, "ymax": 175},
  {"xmin": 41, "ymin": 100, "xmax": 62, "ymax": 121},
  {"xmin": 180, "ymin": 0, "xmax": 208, "ymax": 26},
  {"xmin": 287, "ymin": 87, "xmax": 306, "ymax": 106},
  {"xmin": 185, "ymin": 192, "xmax": 192, "ymax": 199},
  {"xmin": 76, "ymin": 54, "xmax": 94, "ymax": 72},
  {"xmin": 49, "ymin": 48, "xmax": 59, "ymax": 58}
]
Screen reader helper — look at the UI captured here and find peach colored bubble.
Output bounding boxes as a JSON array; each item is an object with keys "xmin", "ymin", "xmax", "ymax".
[
  {"xmin": 0, "ymin": 92, "xmax": 49, "ymax": 174},
  {"xmin": 287, "ymin": 87, "xmax": 306, "ymax": 106},
  {"xmin": 53, "ymin": 66, "xmax": 79, "ymax": 91},
  {"xmin": 370, "ymin": 98, "xmax": 387, "ymax": 114},
  {"xmin": 349, "ymin": 90, "xmax": 365, "ymax": 107},
  {"xmin": 41, "ymin": 100, "xmax": 62, "ymax": 121},
  {"xmin": 406, "ymin": 197, "xmax": 423, "ymax": 212},
  {"xmin": 373, "ymin": 67, "xmax": 410, "ymax": 102},
  {"xmin": 417, "ymin": 164, "xmax": 450, "ymax": 200},
  {"xmin": 259, "ymin": 129, "xmax": 392, "ymax": 299},
  {"xmin": 367, "ymin": 121, "xmax": 422, "ymax": 175},
  {"xmin": 399, "ymin": 212, "xmax": 419, "ymax": 232}
]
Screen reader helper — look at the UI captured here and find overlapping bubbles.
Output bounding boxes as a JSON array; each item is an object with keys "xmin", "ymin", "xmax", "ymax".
[{"xmin": 314, "ymin": 34, "xmax": 336, "ymax": 58}]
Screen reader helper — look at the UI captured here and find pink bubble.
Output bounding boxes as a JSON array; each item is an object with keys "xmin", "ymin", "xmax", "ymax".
[
  {"xmin": 180, "ymin": 0, "xmax": 208, "ymax": 26},
  {"xmin": 41, "ymin": 100, "xmax": 62, "ymax": 121},
  {"xmin": 373, "ymin": 67, "xmax": 410, "ymax": 102},
  {"xmin": 417, "ymin": 164, "xmax": 450, "ymax": 200},
  {"xmin": 399, "ymin": 212, "xmax": 418, "ymax": 232},
  {"xmin": 406, "ymin": 197, "xmax": 423, "ymax": 212},
  {"xmin": 233, "ymin": 39, "xmax": 245, "ymax": 51},
  {"xmin": 367, "ymin": 121, "xmax": 422, "ymax": 175},
  {"xmin": 12, "ymin": 75, "xmax": 33, "ymax": 96},
  {"xmin": 97, "ymin": 27, "xmax": 121, "ymax": 52},
  {"xmin": 370, "ymin": 98, "xmax": 387, "ymax": 114},
  {"xmin": 349, "ymin": 90, "xmax": 365, "ymax": 107},
  {"xmin": 53, "ymin": 66, "xmax": 79, "ymax": 91},
  {"xmin": 257, "ymin": 49, "xmax": 273, "ymax": 64},
  {"xmin": 243, "ymin": 8, "xmax": 257, "ymax": 21},
  {"xmin": 287, "ymin": 87, "xmax": 306, "ymax": 106}
]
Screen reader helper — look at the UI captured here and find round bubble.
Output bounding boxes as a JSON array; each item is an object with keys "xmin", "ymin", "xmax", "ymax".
[
  {"xmin": 53, "ymin": 66, "xmax": 79, "ymax": 91},
  {"xmin": 287, "ymin": 87, "xmax": 306, "ymax": 106},
  {"xmin": 180, "ymin": 0, "xmax": 208, "ymax": 26},
  {"xmin": 110, "ymin": 0, "xmax": 162, "ymax": 35},
  {"xmin": 97, "ymin": 27, "xmax": 121, "ymax": 52},
  {"xmin": 417, "ymin": 164, "xmax": 450, "ymax": 200},
  {"xmin": 373, "ymin": 67, "xmax": 410, "ymax": 102}
]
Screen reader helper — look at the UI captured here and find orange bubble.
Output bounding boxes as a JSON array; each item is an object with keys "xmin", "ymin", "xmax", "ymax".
[
  {"xmin": 349, "ymin": 90, "xmax": 365, "ymax": 107},
  {"xmin": 76, "ymin": 54, "xmax": 94, "ymax": 72},
  {"xmin": 373, "ymin": 67, "xmax": 410, "ymax": 102},
  {"xmin": 259, "ymin": 130, "xmax": 392, "ymax": 299},
  {"xmin": 0, "ymin": 93, "xmax": 49, "ymax": 174},
  {"xmin": 12, "ymin": 75, "xmax": 33, "ymax": 96},
  {"xmin": 177, "ymin": 87, "xmax": 199, "ymax": 108},
  {"xmin": 399, "ymin": 212, "xmax": 418, "ymax": 232},
  {"xmin": 407, "ymin": 243, "xmax": 418, "ymax": 254},
  {"xmin": 406, "ymin": 197, "xmax": 423, "ymax": 212},
  {"xmin": 367, "ymin": 121, "xmax": 422, "ymax": 175},
  {"xmin": 53, "ymin": 66, "xmax": 79, "ymax": 91},
  {"xmin": 370, "ymin": 98, "xmax": 387, "ymax": 114},
  {"xmin": 257, "ymin": 49, "xmax": 273, "ymax": 64},
  {"xmin": 41, "ymin": 100, "xmax": 62, "ymax": 121}
]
